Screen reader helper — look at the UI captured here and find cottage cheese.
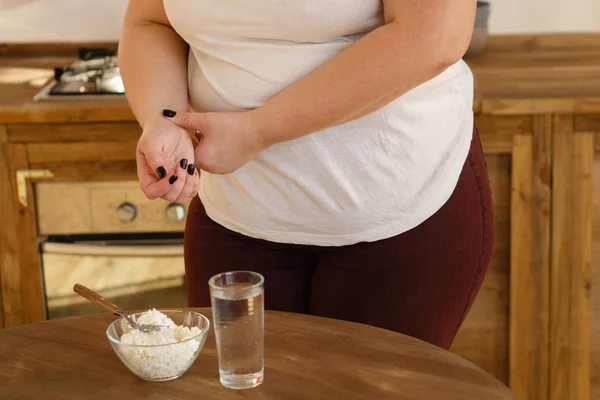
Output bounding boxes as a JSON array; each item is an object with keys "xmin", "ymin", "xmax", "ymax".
[{"xmin": 118, "ymin": 309, "xmax": 203, "ymax": 380}]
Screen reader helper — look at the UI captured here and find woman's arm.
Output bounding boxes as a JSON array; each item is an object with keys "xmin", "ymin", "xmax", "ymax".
[
  {"xmin": 119, "ymin": 0, "xmax": 189, "ymax": 127},
  {"xmin": 252, "ymin": 0, "xmax": 477, "ymax": 146},
  {"xmin": 120, "ymin": 0, "xmax": 200, "ymax": 204}
]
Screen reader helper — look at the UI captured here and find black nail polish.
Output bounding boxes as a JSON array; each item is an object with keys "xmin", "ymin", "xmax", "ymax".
[
  {"xmin": 187, "ymin": 163, "xmax": 195, "ymax": 175},
  {"xmin": 180, "ymin": 159, "xmax": 188, "ymax": 169},
  {"xmin": 162, "ymin": 109, "xmax": 176, "ymax": 118},
  {"xmin": 156, "ymin": 166, "xmax": 167, "ymax": 179},
  {"xmin": 169, "ymin": 175, "xmax": 178, "ymax": 185}
]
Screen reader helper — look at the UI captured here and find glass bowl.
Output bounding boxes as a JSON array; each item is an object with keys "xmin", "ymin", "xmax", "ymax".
[{"xmin": 106, "ymin": 309, "xmax": 211, "ymax": 382}]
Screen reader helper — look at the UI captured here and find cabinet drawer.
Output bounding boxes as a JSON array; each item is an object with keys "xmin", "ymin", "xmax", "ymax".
[{"xmin": 37, "ymin": 181, "xmax": 189, "ymax": 235}]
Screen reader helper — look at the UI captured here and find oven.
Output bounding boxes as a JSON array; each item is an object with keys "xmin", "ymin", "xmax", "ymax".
[{"xmin": 36, "ymin": 181, "xmax": 189, "ymax": 319}]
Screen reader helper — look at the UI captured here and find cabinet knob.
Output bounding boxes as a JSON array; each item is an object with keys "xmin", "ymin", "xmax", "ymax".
[
  {"xmin": 166, "ymin": 203, "xmax": 186, "ymax": 223},
  {"xmin": 116, "ymin": 202, "xmax": 137, "ymax": 223}
]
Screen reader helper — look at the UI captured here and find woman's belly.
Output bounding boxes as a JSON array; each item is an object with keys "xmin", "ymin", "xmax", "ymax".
[
  {"xmin": 197, "ymin": 61, "xmax": 475, "ymax": 245},
  {"xmin": 186, "ymin": 37, "xmax": 359, "ymax": 111}
]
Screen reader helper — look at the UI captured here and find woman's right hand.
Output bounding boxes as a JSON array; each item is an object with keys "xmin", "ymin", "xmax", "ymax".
[{"xmin": 136, "ymin": 115, "xmax": 200, "ymax": 204}]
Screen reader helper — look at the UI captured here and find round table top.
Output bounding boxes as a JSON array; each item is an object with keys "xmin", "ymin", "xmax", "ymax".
[{"xmin": 0, "ymin": 308, "xmax": 515, "ymax": 400}]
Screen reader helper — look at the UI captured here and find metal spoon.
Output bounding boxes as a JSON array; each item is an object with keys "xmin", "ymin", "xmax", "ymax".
[{"xmin": 73, "ymin": 283, "xmax": 165, "ymax": 333}]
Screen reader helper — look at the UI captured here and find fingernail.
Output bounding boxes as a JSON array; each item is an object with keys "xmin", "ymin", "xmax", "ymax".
[
  {"xmin": 180, "ymin": 159, "xmax": 188, "ymax": 169},
  {"xmin": 187, "ymin": 164, "xmax": 195, "ymax": 175},
  {"xmin": 156, "ymin": 166, "xmax": 167, "ymax": 179},
  {"xmin": 162, "ymin": 109, "xmax": 176, "ymax": 118},
  {"xmin": 169, "ymin": 175, "xmax": 178, "ymax": 185}
]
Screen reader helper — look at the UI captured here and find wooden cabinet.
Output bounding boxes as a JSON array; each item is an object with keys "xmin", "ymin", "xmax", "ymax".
[
  {"xmin": 592, "ymin": 129, "xmax": 600, "ymax": 400},
  {"xmin": 0, "ymin": 122, "xmax": 142, "ymax": 327},
  {"xmin": 449, "ymin": 114, "xmax": 596, "ymax": 400}
]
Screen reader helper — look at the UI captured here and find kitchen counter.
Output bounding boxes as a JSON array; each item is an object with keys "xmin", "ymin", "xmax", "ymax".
[
  {"xmin": 1, "ymin": 33, "xmax": 600, "ymax": 124},
  {"xmin": 0, "ymin": 34, "xmax": 599, "ymax": 400},
  {"xmin": 0, "ymin": 56, "xmax": 134, "ymax": 124}
]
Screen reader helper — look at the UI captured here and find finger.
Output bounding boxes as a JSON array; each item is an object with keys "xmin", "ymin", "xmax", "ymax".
[
  {"xmin": 173, "ymin": 153, "xmax": 199, "ymax": 203},
  {"xmin": 139, "ymin": 141, "xmax": 170, "ymax": 180},
  {"xmin": 174, "ymin": 169, "xmax": 200, "ymax": 204},
  {"xmin": 162, "ymin": 109, "xmax": 207, "ymax": 132},
  {"xmin": 173, "ymin": 169, "xmax": 194, "ymax": 204},
  {"xmin": 145, "ymin": 176, "xmax": 177, "ymax": 200},
  {"xmin": 192, "ymin": 131, "xmax": 218, "ymax": 171},
  {"xmin": 161, "ymin": 173, "xmax": 185, "ymax": 203},
  {"xmin": 137, "ymin": 150, "xmax": 172, "ymax": 200},
  {"xmin": 190, "ymin": 170, "xmax": 201, "ymax": 198},
  {"xmin": 174, "ymin": 186, "xmax": 191, "ymax": 204},
  {"xmin": 161, "ymin": 151, "xmax": 194, "ymax": 202}
]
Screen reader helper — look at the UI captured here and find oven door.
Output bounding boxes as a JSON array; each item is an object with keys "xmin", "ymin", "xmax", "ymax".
[{"xmin": 41, "ymin": 234, "xmax": 187, "ymax": 319}]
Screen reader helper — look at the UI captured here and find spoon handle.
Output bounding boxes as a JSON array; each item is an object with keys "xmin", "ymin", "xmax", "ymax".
[
  {"xmin": 73, "ymin": 283, "xmax": 139, "ymax": 328},
  {"xmin": 73, "ymin": 283, "xmax": 122, "ymax": 313}
]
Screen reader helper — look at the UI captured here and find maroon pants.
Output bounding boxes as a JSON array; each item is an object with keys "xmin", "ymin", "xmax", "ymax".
[{"xmin": 184, "ymin": 127, "xmax": 494, "ymax": 350}]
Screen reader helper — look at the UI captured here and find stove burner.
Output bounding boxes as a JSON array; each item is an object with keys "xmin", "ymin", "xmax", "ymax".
[{"xmin": 34, "ymin": 47, "xmax": 125, "ymax": 101}]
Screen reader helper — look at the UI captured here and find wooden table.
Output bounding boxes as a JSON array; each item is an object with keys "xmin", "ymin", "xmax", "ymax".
[{"xmin": 0, "ymin": 309, "xmax": 515, "ymax": 400}]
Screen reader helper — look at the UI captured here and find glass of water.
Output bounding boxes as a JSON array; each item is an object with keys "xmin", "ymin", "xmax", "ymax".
[{"xmin": 209, "ymin": 271, "xmax": 265, "ymax": 389}]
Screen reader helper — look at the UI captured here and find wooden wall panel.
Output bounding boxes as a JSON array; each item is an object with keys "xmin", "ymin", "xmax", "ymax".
[
  {"xmin": 0, "ymin": 125, "xmax": 23, "ymax": 327},
  {"xmin": 29, "ymin": 161, "xmax": 137, "ymax": 182},
  {"xmin": 10, "ymin": 143, "xmax": 45, "ymax": 324},
  {"xmin": 27, "ymin": 141, "xmax": 138, "ymax": 164},
  {"xmin": 550, "ymin": 116, "xmax": 593, "ymax": 400},
  {"xmin": 575, "ymin": 116, "xmax": 600, "ymax": 133},
  {"xmin": 0, "ymin": 247, "xmax": 3, "ymax": 328},
  {"xmin": 591, "ymin": 154, "xmax": 600, "ymax": 400},
  {"xmin": 7, "ymin": 122, "xmax": 141, "ymax": 143},
  {"xmin": 476, "ymin": 115, "xmax": 534, "ymax": 155},
  {"xmin": 509, "ymin": 116, "xmax": 552, "ymax": 400},
  {"xmin": 452, "ymin": 154, "xmax": 511, "ymax": 383},
  {"xmin": 0, "ymin": 126, "xmax": 11, "ymax": 328}
]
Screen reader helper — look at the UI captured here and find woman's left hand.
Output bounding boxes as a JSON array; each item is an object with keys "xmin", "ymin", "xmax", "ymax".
[{"xmin": 163, "ymin": 110, "xmax": 267, "ymax": 174}]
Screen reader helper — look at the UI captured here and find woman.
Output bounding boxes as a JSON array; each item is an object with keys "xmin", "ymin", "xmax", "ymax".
[{"xmin": 119, "ymin": 0, "xmax": 493, "ymax": 350}]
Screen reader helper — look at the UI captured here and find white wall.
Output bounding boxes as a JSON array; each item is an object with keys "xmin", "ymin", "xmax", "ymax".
[
  {"xmin": 0, "ymin": 0, "xmax": 127, "ymax": 42},
  {"xmin": 488, "ymin": 0, "xmax": 600, "ymax": 34},
  {"xmin": 0, "ymin": 0, "xmax": 599, "ymax": 43}
]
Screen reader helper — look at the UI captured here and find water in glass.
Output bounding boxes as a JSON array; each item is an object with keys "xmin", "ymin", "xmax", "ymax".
[{"xmin": 211, "ymin": 277, "xmax": 264, "ymax": 389}]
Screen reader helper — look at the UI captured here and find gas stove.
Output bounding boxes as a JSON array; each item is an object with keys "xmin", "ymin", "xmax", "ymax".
[{"xmin": 34, "ymin": 48, "xmax": 125, "ymax": 102}]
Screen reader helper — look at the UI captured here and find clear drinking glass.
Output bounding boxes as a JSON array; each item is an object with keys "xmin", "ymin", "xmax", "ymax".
[{"xmin": 209, "ymin": 271, "xmax": 265, "ymax": 389}]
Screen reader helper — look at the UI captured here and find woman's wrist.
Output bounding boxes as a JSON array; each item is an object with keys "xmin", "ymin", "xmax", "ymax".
[
  {"xmin": 249, "ymin": 107, "xmax": 278, "ymax": 149},
  {"xmin": 250, "ymin": 104, "xmax": 304, "ymax": 149}
]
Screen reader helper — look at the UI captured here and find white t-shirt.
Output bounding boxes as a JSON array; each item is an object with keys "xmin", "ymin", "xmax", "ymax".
[{"xmin": 164, "ymin": 0, "xmax": 474, "ymax": 246}]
